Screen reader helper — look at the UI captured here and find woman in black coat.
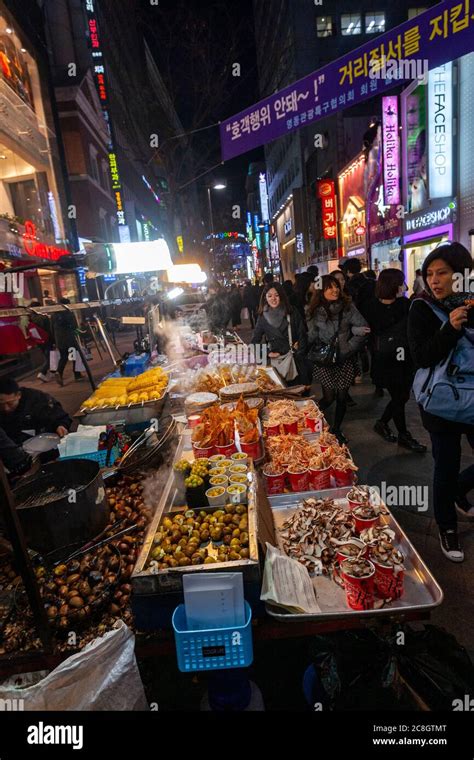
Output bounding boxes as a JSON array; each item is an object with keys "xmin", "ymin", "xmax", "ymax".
[
  {"xmin": 364, "ymin": 269, "xmax": 426, "ymax": 452},
  {"xmin": 250, "ymin": 282, "xmax": 308, "ymax": 384},
  {"xmin": 51, "ymin": 298, "xmax": 82, "ymax": 385},
  {"xmin": 408, "ymin": 242, "xmax": 474, "ymax": 563}
]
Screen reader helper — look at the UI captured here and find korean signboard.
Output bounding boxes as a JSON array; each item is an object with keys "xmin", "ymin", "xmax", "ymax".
[
  {"xmin": 382, "ymin": 96, "xmax": 401, "ymax": 206},
  {"xmin": 428, "ymin": 62, "xmax": 453, "ymax": 198},
  {"xmin": 220, "ymin": 0, "xmax": 474, "ymax": 161},
  {"xmin": 317, "ymin": 180, "xmax": 337, "ymax": 240}
]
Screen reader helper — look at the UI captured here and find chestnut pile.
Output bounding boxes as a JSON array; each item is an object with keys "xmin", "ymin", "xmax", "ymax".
[
  {"xmin": 147, "ymin": 504, "xmax": 250, "ymax": 571},
  {"xmin": 0, "ymin": 473, "xmax": 152, "ymax": 654}
]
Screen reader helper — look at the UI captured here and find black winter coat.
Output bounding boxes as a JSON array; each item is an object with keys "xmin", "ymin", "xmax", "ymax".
[
  {"xmin": 0, "ymin": 387, "xmax": 72, "ymax": 444},
  {"xmin": 408, "ymin": 298, "xmax": 474, "ymax": 434},
  {"xmin": 346, "ymin": 274, "xmax": 375, "ymax": 318},
  {"xmin": 51, "ymin": 311, "xmax": 78, "ymax": 351},
  {"xmin": 364, "ymin": 297, "xmax": 414, "ymax": 388},
  {"xmin": 251, "ymin": 308, "xmax": 308, "ymax": 357}
]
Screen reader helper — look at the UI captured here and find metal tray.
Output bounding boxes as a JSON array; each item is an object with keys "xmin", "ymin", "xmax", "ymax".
[
  {"xmin": 265, "ymin": 487, "xmax": 443, "ymax": 623},
  {"xmin": 132, "ymin": 429, "xmax": 260, "ymax": 596},
  {"xmin": 76, "ymin": 390, "xmax": 169, "ymax": 426}
]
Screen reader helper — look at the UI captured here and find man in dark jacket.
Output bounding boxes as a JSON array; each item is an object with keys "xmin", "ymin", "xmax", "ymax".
[
  {"xmin": 0, "ymin": 426, "xmax": 34, "ymax": 477},
  {"xmin": 204, "ymin": 282, "xmax": 231, "ymax": 335},
  {"xmin": 0, "ymin": 378, "xmax": 71, "ymax": 445},
  {"xmin": 242, "ymin": 281, "xmax": 259, "ymax": 328},
  {"xmin": 51, "ymin": 298, "xmax": 82, "ymax": 385},
  {"xmin": 340, "ymin": 259, "xmax": 375, "ymax": 318}
]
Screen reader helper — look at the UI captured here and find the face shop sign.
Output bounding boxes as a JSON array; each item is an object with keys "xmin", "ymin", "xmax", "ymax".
[{"xmin": 405, "ymin": 201, "xmax": 456, "ymax": 234}]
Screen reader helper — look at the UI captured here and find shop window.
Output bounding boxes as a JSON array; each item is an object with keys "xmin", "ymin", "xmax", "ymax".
[
  {"xmin": 100, "ymin": 159, "xmax": 109, "ymax": 192},
  {"xmin": 8, "ymin": 178, "xmax": 40, "ymax": 225},
  {"xmin": 408, "ymin": 7, "xmax": 427, "ymax": 19},
  {"xmin": 341, "ymin": 14, "xmax": 362, "ymax": 36},
  {"xmin": 89, "ymin": 145, "xmax": 99, "ymax": 183},
  {"xmin": 316, "ymin": 16, "xmax": 333, "ymax": 38},
  {"xmin": 365, "ymin": 12, "xmax": 385, "ymax": 33}
]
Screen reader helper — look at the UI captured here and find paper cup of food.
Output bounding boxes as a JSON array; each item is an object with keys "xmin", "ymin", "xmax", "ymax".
[
  {"xmin": 209, "ymin": 454, "xmax": 226, "ymax": 465},
  {"xmin": 308, "ymin": 466, "xmax": 331, "ymax": 491},
  {"xmin": 331, "ymin": 467, "xmax": 355, "ymax": 488},
  {"xmin": 283, "ymin": 420, "xmax": 298, "ymax": 435},
  {"xmin": 231, "ymin": 451, "xmax": 249, "ymax": 466},
  {"xmin": 340, "ymin": 558, "xmax": 376, "ymax": 610},
  {"xmin": 216, "ymin": 441, "xmax": 237, "ymax": 457},
  {"xmin": 209, "ymin": 466, "xmax": 228, "ymax": 478},
  {"xmin": 193, "ymin": 443, "xmax": 216, "ymax": 459},
  {"xmin": 229, "ymin": 474, "xmax": 249, "ymax": 486},
  {"xmin": 264, "ymin": 422, "xmax": 281, "ymax": 437},
  {"xmin": 335, "ymin": 539, "xmax": 367, "ymax": 564},
  {"xmin": 240, "ymin": 439, "xmax": 261, "ymax": 460},
  {"xmin": 205, "ymin": 486, "xmax": 227, "ymax": 507},
  {"xmin": 226, "ymin": 484, "xmax": 247, "ymax": 505},
  {"xmin": 187, "ymin": 414, "xmax": 202, "ymax": 429},
  {"xmin": 288, "ymin": 468, "xmax": 309, "ymax": 492},
  {"xmin": 228, "ymin": 464, "xmax": 248, "ymax": 475},
  {"xmin": 305, "ymin": 415, "xmax": 323, "ymax": 433},
  {"xmin": 369, "ymin": 545, "xmax": 405, "ymax": 600},
  {"xmin": 209, "ymin": 475, "xmax": 229, "ymax": 487},
  {"xmin": 353, "ymin": 505, "xmax": 380, "ymax": 534},
  {"xmin": 263, "ymin": 465, "xmax": 286, "ymax": 494},
  {"xmin": 347, "ymin": 485, "xmax": 373, "ymax": 511}
]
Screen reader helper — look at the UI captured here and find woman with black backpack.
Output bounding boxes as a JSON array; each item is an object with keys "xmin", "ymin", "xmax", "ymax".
[{"xmin": 365, "ymin": 268, "xmax": 426, "ymax": 453}]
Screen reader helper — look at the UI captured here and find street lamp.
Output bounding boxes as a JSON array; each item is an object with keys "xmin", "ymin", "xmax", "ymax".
[{"xmin": 207, "ymin": 181, "xmax": 226, "ymax": 272}]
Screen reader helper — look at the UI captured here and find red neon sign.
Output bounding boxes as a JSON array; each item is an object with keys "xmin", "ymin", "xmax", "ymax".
[{"xmin": 22, "ymin": 221, "xmax": 69, "ymax": 262}]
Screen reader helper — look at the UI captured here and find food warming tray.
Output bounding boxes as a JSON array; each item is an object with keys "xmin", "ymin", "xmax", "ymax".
[{"xmin": 265, "ymin": 487, "xmax": 443, "ymax": 623}]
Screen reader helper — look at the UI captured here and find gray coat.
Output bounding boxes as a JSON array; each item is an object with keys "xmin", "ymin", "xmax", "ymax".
[{"xmin": 306, "ymin": 301, "xmax": 368, "ymax": 361}]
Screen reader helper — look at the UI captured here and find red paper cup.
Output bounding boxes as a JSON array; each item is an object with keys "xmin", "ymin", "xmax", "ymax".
[
  {"xmin": 263, "ymin": 468, "xmax": 286, "ymax": 494},
  {"xmin": 188, "ymin": 414, "xmax": 202, "ymax": 428},
  {"xmin": 308, "ymin": 467, "xmax": 331, "ymax": 491},
  {"xmin": 288, "ymin": 469, "xmax": 309, "ymax": 492},
  {"xmin": 319, "ymin": 444, "xmax": 329, "ymax": 453},
  {"xmin": 193, "ymin": 443, "xmax": 215, "ymax": 459},
  {"xmin": 283, "ymin": 421, "xmax": 298, "ymax": 435},
  {"xmin": 305, "ymin": 416, "xmax": 323, "ymax": 433},
  {"xmin": 340, "ymin": 559, "xmax": 375, "ymax": 610},
  {"xmin": 347, "ymin": 498, "xmax": 369, "ymax": 512},
  {"xmin": 331, "ymin": 468, "xmax": 355, "ymax": 488},
  {"xmin": 335, "ymin": 539, "xmax": 367, "ymax": 564},
  {"xmin": 371, "ymin": 558, "xmax": 405, "ymax": 600},
  {"xmin": 264, "ymin": 423, "xmax": 281, "ymax": 437},
  {"xmin": 240, "ymin": 439, "xmax": 261, "ymax": 460},
  {"xmin": 353, "ymin": 512, "xmax": 380, "ymax": 535},
  {"xmin": 216, "ymin": 441, "xmax": 237, "ymax": 457}
]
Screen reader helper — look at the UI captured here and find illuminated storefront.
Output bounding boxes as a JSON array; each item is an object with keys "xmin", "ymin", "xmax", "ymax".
[
  {"xmin": 0, "ymin": 2, "xmax": 74, "ymax": 306},
  {"xmin": 401, "ymin": 67, "xmax": 458, "ymax": 291},
  {"xmin": 338, "ymin": 153, "xmax": 368, "ymax": 267}
]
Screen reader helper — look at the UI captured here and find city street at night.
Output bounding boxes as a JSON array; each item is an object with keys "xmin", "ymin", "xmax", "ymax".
[{"xmin": 0, "ymin": 0, "xmax": 473, "ymax": 745}]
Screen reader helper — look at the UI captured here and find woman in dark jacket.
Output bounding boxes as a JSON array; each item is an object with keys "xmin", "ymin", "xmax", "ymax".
[
  {"xmin": 250, "ymin": 282, "xmax": 308, "ymax": 384},
  {"xmin": 51, "ymin": 298, "xmax": 81, "ymax": 385},
  {"xmin": 365, "ymin": 269, "xmax": 426, "ymax": 452},
  {"xmin": 306, "ymin": 275, "xmax": 369, "ymax": 443},
  {"xmin": 204, "ymin": 282, "xmax": 231, "ymax": 335},
  {"xmin": 229, "ymin": 284, "xmax": 243, "ymax": 328},
  {"xmin": 408, "ymin": 242, "xmax": 474, "ymax": 563}
]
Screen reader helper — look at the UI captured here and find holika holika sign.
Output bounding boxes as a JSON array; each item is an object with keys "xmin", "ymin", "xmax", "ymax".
[{"xmin": 220, "ymin": 0, "xmax": 474, "ymax": 161}]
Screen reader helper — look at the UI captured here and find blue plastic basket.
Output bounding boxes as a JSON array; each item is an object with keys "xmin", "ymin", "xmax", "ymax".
[
  {"xmin": 172, "ymin": 602, "xmax": 253, "ymax": 673},
  {"xmin": 59, "ymin": 446, "xmax": 120, "ymax": 467}
]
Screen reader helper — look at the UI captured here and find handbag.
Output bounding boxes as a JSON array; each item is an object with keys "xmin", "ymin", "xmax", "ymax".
[
  {"xmin": 307, "ymin": 311, "xmax": 343, "ymax": 367},
  {"xmin": 270, "ymin": 315, "xmax": 298, "ymax": 381}
]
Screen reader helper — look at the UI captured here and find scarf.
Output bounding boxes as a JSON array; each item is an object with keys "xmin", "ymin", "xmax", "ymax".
[
  {"xmin": 264, "ymin": 304, "xmax": 286, "ymax": 329},
  {"xmin": 439, "ymin": 292, "xmax": 473, "ymax": 312}
]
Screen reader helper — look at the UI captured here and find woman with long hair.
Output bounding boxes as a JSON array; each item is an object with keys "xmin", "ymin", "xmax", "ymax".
[
  {"xmin": 250, "ymin": 282, "xmax": 308, "ymax": 383},
  {"xmin": 408, "ymin": 242, "xmax": 474, "ymax": 563},
  {"xmin": 307, "ymin": 275, "xmax": 369, "ymax": 443},
  {"xmin": 365, "ymin": 268, "xmax": 426, "ymax": 452}
]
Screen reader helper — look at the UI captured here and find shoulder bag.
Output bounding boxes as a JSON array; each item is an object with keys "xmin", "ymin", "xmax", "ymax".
[
  {"xmin": 270, "ymin": 315, "xmax": 298, "ymax": 381},
  {"xmin": 307, "ymin": 310, "xmax": 343, "ymax": 367}
]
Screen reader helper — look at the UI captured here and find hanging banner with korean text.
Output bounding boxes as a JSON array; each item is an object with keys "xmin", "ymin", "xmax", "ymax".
[{"xmin": 220, "ymin": 0, "xmax": 474, "ymax": 161}]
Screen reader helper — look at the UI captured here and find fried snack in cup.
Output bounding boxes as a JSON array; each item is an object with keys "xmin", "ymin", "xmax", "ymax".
[
  {"xmin": 335, "ymin": 539, "xmax": 367, "ymax": 564},
  {"xmin": 369, "ymin": 545, "xmax": 405, "ymax": 600},
  {"xmin": 308, "ymin": 466, "xmax": 331, "ymax": 491},
  {"xmin": 287, "ymin": 468, "xmax": 309, "ymax": 492},
  {"xmin": 340, "ymin": 558, "xmax": 375, "ymax": 610},
  {"xmin": 353, "ymin": 505, "xmax": 380, "ymax": 534},
  {"xmin": 263, "ymin": 464, "xmax": 286, "ymax": 494}
]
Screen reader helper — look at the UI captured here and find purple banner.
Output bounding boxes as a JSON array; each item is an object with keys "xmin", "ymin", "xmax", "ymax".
[{"xmin": 221, "ymin": 0, "xmax": 474, "ymax": 161}]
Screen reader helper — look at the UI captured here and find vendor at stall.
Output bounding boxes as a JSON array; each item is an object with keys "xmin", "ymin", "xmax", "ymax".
[
  {"xmin": 0, "ymin": 426, "xmax": 35, "ymax": 478},
  {"xmin": 0, "ymin": 378, "xmax": 72, "ymax": 445}
]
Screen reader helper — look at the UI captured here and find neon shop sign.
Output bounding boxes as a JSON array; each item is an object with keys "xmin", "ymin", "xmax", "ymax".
[{"xmin": 22, "ymin": 221, "xmax": 69, "ymax": 261}]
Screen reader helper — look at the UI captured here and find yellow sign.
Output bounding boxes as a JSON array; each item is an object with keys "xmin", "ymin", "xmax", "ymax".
[{"xmin": 176, "ymin": 236, "xmax": 184, "ymax": 254}]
